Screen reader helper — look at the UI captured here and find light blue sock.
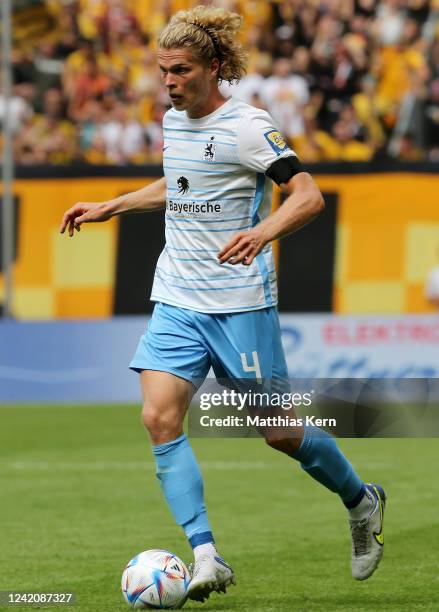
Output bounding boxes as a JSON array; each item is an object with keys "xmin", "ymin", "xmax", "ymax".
[
  {"xmin": 152, "ymin": 433, "xmax": 214, "ymax": 548},
  {"xmin": 293, "ymin": 426, "xmax": 365, "ymax": 506}
]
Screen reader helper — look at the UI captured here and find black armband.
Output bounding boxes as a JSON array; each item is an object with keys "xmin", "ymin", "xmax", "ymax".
[{"xmin": 265, "ymin": 155, "xmax": 304, "ymax": 185}]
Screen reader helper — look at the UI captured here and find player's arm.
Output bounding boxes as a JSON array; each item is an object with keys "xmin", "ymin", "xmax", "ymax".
[
  {"xmin": 219, "ymin": 161, "xmax": 324, "ymax": 266},
  {"xmin": 251, "ymin": 169, "xmax": 324, "ymax": 241},
  {"xmin": 219, "ymin": 114, "xmax": 324, "ymax": 265},
  {"xmin": 60, "ymin": 176, "xmax": 167, "ymax": 237}
]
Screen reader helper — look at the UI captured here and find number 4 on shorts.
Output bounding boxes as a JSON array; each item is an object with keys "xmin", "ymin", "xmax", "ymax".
[{"xmin": 240, "ymin": 351, "xmax": 262, "ymax": 383}]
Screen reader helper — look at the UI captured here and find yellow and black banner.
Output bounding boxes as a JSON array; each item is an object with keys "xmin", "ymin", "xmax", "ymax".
[{"xmin": 1, "ymin": 166, "xmax": 438, "ymax": 319}]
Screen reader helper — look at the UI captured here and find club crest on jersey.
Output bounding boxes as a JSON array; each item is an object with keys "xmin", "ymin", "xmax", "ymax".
[
  {"xmin": 177, "ymin": 176, "xmax": 190, "ymax": 194},
  {"xmin": 203, "ymin": 136, "xmax": 216, "ymax": 162},
  {"xmin": 264, "ymin": 129, "xmax": 289, "ymax": 155}
]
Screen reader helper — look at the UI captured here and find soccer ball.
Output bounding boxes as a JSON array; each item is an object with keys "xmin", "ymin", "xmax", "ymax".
[{"xmin": 121, "ymin": 549, "xmax": 190, "ymax": 609}]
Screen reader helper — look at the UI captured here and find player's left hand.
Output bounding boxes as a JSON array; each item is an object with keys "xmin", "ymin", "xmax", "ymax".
[{"xmin": 218, "ymin": 227, "xmax": 268, "ymax": 266}]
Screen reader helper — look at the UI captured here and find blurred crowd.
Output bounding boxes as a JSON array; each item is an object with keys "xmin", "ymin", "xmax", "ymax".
[{"xmin": 2, "ymin": 0, "xmax": 439, "ymax": 165}]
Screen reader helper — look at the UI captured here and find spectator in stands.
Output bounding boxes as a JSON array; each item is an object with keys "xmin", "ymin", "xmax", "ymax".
[
  {"xmin": 99, "ymin": 101, "xmax": 146, "ymax": 164},
  {"xmin": 64, "ymin": 38, "xmax": 95, "ymax": 76},
  {"xmin": 78, "ymin": 100, "xmax": 106, "ymax": 159},
  {"xmin": 396, "ymin": 134, "xmax": 424, "ymax": 160},
  {"xmin": 291, "ymin": 46, "xmax": 315, "ymax": 90},
  {"xmin": 15, "ymin": 88, "xmax": 77, "ymax": 164},
  {"xmin": 13, "ymin": 117, "xmax": 49, "ymax": 165},
  {"xmin": 260, "ymin": 57, "xmax": 309, "ymax": 138},
  {"xmin": 311, "ymin": 14, "xmax": 342, "ymax": 77},
  {"xmin": 425, "ymin": 248, "xmax": 439, "ymax": 309},
  {"xmin": 331, "ymin": 117, "xmax": 374, "ymax": 161},
  {"xmin": 67, "ymin": 59, "xmax": 112, "ymax": 119},
  {"xmin": 7, "ymin": 0, "xmax": 439, "ymax": 165},
  {"xmin": 292, "ymin": 115, "xmax": 340, "ymax": 162},
  {"xmin": 352, "ymin": 75, "xmax": 386, "ymax": 152},
  {"xmin": 32, "ymin": 40, "xmax": 64, "ymax": 111},
  {"xmin": 128, "ymin": 46, "xmax": 161, "ymax": 102},
  {"xmin": 83, "ymin": 132, "xmax": 112, "ymax": 165},
  {"xmin": 220, "ymin": 52, "xmax": 272, "ymax": 103},
  {"xmin": 76, "ymin": 0, "xmax": 107, "ymax": 41},
  {"xmin": 425, "ymin": 79, "xmax": 439, "ymax": 160},
  {"xmin": 100, "ymin": 0, "xmax": 139, "ymax": 50},
  {"xmin": 374, "ymin": 12, "xmax": 428, "ymax": 131},
  {"xmin": 12, "ymin": 48, "xmax": 36, "ymax": 85},
  {"xmin": 375, "ymin": 0, "xmax": 406, "ymax": 46},
  {"xmin": 331, "ymin": 40, "xmax": 365, "ymax": 101},
  {"xmin": 143, "ymin": 102, "xmax": 167, "ymax": 163},
  {"xmin": 0, "ymin": 84, "xmax": 34, "ymax": 135}
]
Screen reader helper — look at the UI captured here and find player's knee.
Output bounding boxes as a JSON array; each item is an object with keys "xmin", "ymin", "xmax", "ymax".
[
  {"xmin": 141, "ymin": 404, "xmax": 165, "ymax": 434},
  {"xmin": 141, "ymin": 403, "xmax": 181, "ymax": 440},
  {"xmin": 264, "ymin": 435, "xmax": 287, "ymax": 452},
  {"xmin": 264, "ymin": 435, "xmax": 301, "ymax": 456}
]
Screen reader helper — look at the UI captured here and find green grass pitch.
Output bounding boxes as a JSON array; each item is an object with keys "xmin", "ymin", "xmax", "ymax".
[{"xmin": 0, "ymin": 405, "xmax": 437, "ymax": 611}]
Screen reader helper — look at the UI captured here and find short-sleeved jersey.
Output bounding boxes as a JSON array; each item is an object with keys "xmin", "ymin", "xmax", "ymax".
[{"xmin": 150, "ymin": 96, "xmax": 298, "ymax": 313}]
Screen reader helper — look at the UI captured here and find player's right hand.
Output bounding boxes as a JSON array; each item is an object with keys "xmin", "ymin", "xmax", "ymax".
[{"xmin": 60, "ymin": 201, "xmax": 113, "ymax": 237}]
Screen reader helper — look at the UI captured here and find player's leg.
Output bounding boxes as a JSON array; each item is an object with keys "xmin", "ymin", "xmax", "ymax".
[
  {"xmin": 206, "ymin": 306, "xmax": 385, "ymax": 580},
  {"xmin": 262, "ymin": 309, "xmax": 386, "ymax": 581},
  {"xmin": 130, "ymin": 303, "xmax": 233, "ymax": 601},
  {"xmin": 140, "ymin": 370, "xmax": 215, "ymax": 550},
  {"xmin": 268, "ymin": 427, "xmax": 386, "ymax": 579},
  {"xmin": 141, "ymin": 371, "xmax": 234, "ymax": 601}
]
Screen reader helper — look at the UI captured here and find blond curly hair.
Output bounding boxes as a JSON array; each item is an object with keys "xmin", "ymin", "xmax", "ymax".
[{"xmin": 157, "ymin": 5, "xmax": 248, "ymax": 84}]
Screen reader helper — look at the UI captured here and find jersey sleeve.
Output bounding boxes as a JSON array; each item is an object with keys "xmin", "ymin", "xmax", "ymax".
[{"xmin": 237, "ymin": 110, "xmax": 298, "ymax": 174}]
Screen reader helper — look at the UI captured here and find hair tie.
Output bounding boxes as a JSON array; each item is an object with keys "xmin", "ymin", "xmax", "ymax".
[{"xmin": 189, "ymin": 21, "xmax": 222, "ymax": 62}]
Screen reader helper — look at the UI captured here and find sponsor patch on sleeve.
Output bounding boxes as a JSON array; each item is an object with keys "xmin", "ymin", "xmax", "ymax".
[{"xmin": 263, "ymin": 129, "xmax": 290, "ymax": 155}]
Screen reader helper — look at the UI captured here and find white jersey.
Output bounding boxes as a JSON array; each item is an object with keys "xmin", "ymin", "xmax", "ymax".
[{"xmin": 150, "ymin": 96, "xmax": 297, "ymax": 313}]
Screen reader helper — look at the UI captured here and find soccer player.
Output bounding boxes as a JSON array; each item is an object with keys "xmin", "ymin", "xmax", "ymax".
[{"xmin": 60, "ymin": 5, "xmax": 386, "ymax": 603}]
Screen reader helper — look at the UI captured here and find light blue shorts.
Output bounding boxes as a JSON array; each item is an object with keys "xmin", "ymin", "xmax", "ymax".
[{"xmin": 130, "ymin": 302, "xmax": 288, "ymax": 387}]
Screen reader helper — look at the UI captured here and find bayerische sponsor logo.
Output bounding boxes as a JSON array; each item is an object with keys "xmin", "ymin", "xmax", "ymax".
[{"xmin": 166, "ymin": 199, "xmax": 223, "ymax": 217}]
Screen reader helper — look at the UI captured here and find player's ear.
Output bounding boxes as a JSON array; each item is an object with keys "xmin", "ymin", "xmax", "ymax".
[{"xmin": 209, "ymin": 57, "xmax": 221, "ymax": 80}]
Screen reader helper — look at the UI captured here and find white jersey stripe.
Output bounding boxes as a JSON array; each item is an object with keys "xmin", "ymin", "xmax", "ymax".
[
  {"xmin": 163, "ymin": 166, "xmax": 238, "ymax": 174},
  {"xmin": 165, "ymin": 156, "xmax": 241, "ymax": 165},
  {"xmin": 166, "ymin": 187, "xmax": 254, "ymax": 194},
  {"xmin": 165, "ymin": 198, "xmax": 252, "ymax": 203},
  {"xmin": 166, "ymin": 215, "xmax": 251, "ymax": 223},
  {"xmin": 163, "ymin": 127, "xmax": 240, "ymax": 135},
  {"xmin": 156, "ymin": 267, "xmax": 273, "ymax": 282},
  {"xmin": 154, "ymin": 275, "xmax": 264, "ymax": 292},
  {"xmin": 165, "ymin": 136, "xmax": 236, "ymax": 146},
  {"xmin": 166, "ymin": 226, "xmax": 252, "ymax": 233},
  {"xmin": 165, "ymin": 246, "xmax": 218, "ymax": 252}
]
